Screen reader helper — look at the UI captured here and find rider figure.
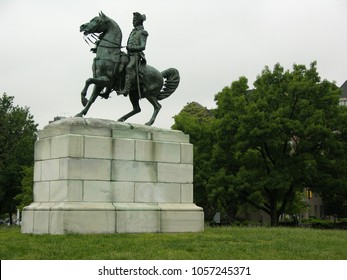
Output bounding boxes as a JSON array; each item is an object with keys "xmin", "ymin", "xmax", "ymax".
[{"xmin": 118, "ymin": 12, "xmax": 148, "ymax": 97}]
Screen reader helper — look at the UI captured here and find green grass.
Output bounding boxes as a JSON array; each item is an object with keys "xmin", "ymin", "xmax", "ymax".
[{"xmin": 1, "ymin": 226, "xmax": 346, "ymax": 260}]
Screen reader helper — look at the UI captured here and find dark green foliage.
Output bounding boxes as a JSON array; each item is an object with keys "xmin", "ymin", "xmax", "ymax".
[
  {"xmin": 0, "ymin": 93, "xmax": 37, "ymax": 222},
  {"xmin": 310, "ymin": 219, "xmax": 335, "ymax": 229},
  {"xmin": 338, "ymin": 218, "xmax": 347, "ymax": 229},
  {"xmin": 302, "ymin": 218, "xmax": 336, "ymax": 229},
  {"xmin": 314, "ymin": 105, "xmax": 347, "ymax": 217},
  {"xmin": 14, "ymin": 166, "xmax": 34, "ymax": 211},
  {"xmin": 212, "ymin": 62, "xmax": 346, "ymax": 226},
  {"xmin": 173, "ymin": 62, "xmax": 347, "ymax": 226}
]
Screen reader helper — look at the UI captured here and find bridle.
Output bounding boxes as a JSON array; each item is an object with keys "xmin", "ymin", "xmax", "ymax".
[
  {"xmin": 84, "ymin": 33, "xmax": 124, "ymax": 49},
  {"xmin": 83, "ymin": 19, "xmax": 124, "ymax": 49}
]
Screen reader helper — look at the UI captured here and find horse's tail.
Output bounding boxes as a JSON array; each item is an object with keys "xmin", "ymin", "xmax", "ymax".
[{"xmin": 157, "ymin": 68, "xmax": 180, "ymax": 101}]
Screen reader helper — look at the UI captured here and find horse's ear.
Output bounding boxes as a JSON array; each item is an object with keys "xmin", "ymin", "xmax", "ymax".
[{"xmin": 99, "ymin": 11, "xmax": 106, "ymax": 18}]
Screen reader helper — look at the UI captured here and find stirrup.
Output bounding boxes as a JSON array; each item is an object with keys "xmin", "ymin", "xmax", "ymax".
[{"xmin": 117, "ymin": 89, "xmax": 129, "ymax": 96}]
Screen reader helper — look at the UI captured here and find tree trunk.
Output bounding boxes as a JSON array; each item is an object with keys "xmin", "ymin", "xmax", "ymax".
[
  {"xmin": 270, "ymin": 206, "xmax": 279, "ymax": 226},
  {"xmin": 9, "ymin": 211, "xmax": 13, "ymax": 225}
]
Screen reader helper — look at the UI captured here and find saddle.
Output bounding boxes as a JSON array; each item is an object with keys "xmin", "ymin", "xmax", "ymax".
[
  {"xmin": 99, "ymin": 52, "xmax": 146, "ymax": 99},
  {"xmin": 118, "ymin": 51, "xmax": 146, "ymax": 77}
]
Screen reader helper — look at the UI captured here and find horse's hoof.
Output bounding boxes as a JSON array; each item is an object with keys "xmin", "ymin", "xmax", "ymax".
[
  {"xmin": 75, "ymin": 113, "xmax": 84, "ymax": 117},
  {"xmin": 81, "ymin": 97, "xmax": 88, "ymax": 106},
  {"xmin": 117, "ymin": 118, "xmax": 125, "ymax": 122},
  {"xmin": 145, "ymin": 122, "xmax": 153, "ymax": 126}
]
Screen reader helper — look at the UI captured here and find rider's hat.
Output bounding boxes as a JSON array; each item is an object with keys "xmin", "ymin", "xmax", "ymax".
[{"xmin": 133, "ymin": 12, "xmax": 146, "ymax": 22}]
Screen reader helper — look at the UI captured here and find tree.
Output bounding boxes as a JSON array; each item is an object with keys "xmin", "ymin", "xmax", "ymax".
[
  {"xmin": 206, "ymin": 77, "xmax": 250, "ymax": 222},
  {"xmin": 0, "ymin": 93, "xmax": 37, "ymax": 223},
  {"xmin": 14, "ymin": 166, "xmax": 34, "ymax": 212},
  {"xmin": 311, "ymin": 104, "xmax": 347, "ymax": 217},
  {"xmin": 213, "ymin": 62, "xmax": 346, "ymax": 226}
]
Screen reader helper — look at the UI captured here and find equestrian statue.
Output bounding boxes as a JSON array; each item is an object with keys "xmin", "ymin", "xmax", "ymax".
[{"xmin": 75, "ymin": 12, "xmax": 180, "ymax": 126}]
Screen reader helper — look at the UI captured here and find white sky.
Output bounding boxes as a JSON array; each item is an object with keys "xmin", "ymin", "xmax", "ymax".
[{"xmin": 1, "ymin": 0, "xmax": 347, "ymax": 129}]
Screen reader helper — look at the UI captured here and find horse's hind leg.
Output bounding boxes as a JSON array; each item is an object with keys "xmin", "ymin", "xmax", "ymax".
[
  {"xmin": 145, "ymin": 96, "xmax": 162, "ymax": 126},
  {"xmin": 117, "ymin": 92, "xmax": 141, "ymax": 122}
]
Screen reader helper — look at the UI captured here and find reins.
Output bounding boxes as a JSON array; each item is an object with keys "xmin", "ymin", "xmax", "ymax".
[{"xmin": 83, "ymin": 33, "xmax": 124, "ymax": 49}]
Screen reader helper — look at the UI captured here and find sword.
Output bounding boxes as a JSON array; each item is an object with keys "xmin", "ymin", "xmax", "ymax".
[{"xmin": 135, "ymin": 55, "xmax": 142, "ymax": 99}]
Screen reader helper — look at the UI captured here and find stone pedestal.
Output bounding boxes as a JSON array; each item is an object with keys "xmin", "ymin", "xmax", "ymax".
[{"xmin": 21, "ymin": 118, "xmax": 204, "ymax": 234}]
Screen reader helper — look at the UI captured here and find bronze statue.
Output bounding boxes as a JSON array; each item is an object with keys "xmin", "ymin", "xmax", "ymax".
[{"xmin": 75, "ymin": 12, "xmax": 180, "ymax": 126}]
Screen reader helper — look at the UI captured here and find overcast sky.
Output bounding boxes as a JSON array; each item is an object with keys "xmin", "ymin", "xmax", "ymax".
[{"xmin": 1, "ymin": 0, "xmax": 346, "ymax": 129}]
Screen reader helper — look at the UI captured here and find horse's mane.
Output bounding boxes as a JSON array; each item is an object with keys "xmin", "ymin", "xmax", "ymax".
[{"xmin": 104, "ymin": 14, "xmax": 123, "ymax": 41}]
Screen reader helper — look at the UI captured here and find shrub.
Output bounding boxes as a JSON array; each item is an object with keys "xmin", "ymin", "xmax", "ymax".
[
  {"xmin": 310, "ymin": 219, "xmax": 334, "ymax": 229},
  {"xmin": 279, "ymin": 219, "xmax": 297, "ymax": 227}
]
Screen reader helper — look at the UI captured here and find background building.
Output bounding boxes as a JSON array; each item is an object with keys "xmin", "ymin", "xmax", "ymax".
[{"xmin": 339, "ymin": 80, "xmax": 347, "ymax": 106}]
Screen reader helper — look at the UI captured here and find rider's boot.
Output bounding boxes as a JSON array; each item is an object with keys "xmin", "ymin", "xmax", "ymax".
[{"xmin": 118, "ymin": 73, "xmax": 132, "ymax": 97}]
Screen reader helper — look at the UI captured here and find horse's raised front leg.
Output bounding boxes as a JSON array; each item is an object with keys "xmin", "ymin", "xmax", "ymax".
[
  {"xmin": 75, "ymin": 84, "xmax": 103, "ymax": 117},
  {"xmin": 77, "ymin": 75, "xmax": 112, "ymax": 117},
  {"xmin": 81, "ymin": 78, "xmax": 94, "ymax": 106},
  {"xmin": 117, "ymin": 91, "xmax": 141, "ymax": 122},
  {"xmin": 145, "ymin": 95, "xmax": 162, "ymax": 126},
  {"xmin": 80, "ymin": 74, "xmax": 113, "ymax": 106}
]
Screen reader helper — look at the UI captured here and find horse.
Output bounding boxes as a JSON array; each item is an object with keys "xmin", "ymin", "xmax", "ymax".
[{"xmin": 75, "ymin": 12, "xmax": 180, "ymax": 126}]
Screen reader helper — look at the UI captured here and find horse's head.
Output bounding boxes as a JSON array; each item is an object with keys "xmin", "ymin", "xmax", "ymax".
[{"xmin": 80, "ymin": 11, "xmax": 109, "ymax": 35}]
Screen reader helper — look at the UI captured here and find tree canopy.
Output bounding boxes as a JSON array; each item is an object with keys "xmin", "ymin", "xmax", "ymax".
[
  {"xmin": 173, "ymin": 62, "xmax": 347, "ymax": 225},
  {"xmin": 0, "ymin": 93, "xmax": 37, "ymax": 222}
]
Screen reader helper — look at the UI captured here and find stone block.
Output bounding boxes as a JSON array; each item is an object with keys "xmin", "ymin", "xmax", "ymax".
[
  {"xmin": 158, "ymin": 163, "xmax": 193, "ymax": 183},
  {"xmin": 111, "ymin": 160, "xmax": 157, "ymax": 182},
  {"xmin": 114, "ymin": 203, "xmax": 160, "ymax": 233},
  {"xmin": 47, "ymin": 202, "xmax": 117, "ymax": 233},
  {"xmin": 53, "ymin": 202, "xmax": 114, "ymax": 211},
  {"xmin": 62, "ymin": 210, "xmax": 116, "ymax": 234},
  {"xmin": 67, "ymin": 125, "xmax": 111, "ymax": 137},
  {"xmin": 84, "ymin": 181, "xmax": 135, "ymax": 202},
  {"xmin": 113, "ymin": 138, "xmax": 135, "ymax": 160},
  {"xmin": 135, "ymin": 140, "xmax": 180, "ymax": 163},
  {"xmin": 33, "ymin": 181, "xmax": 50, "ymax": 202},
  {"xmin": 39, "ymin": 120, "xmax": 112, "ymax": 138},
  {"xmin": 159, "ymin": 204, "xmax": 204, "ymax": 232},
  {"xmin": 112, "ymin": 182, "xmax": 135, "ymax": 202},
  {"xmin": 161, "ymin": 211, "xmax": 204, "ymax": 232},
  {"xmin": 84, "ymin": 135, "xmax": 112, "ymax": 159},
  {"xmin": 181, "ymin": 183, "xmax": 193, "ymax": 203},
  {"xmin": 50, "ymin": 180, "xmax": 83, "ymax": 202},
  {"xmin": 60, "ymin": 158, "xmax": 111, "ymax": 180},
  {"xmin": 151, "ymin": 130, "xmax": 189, "ymax": 143},
  {"xmin": 67, "ymin": 181, "xmax": 84, "ymax": 201},
  {"xmin": 50, "ymin": 181, "xmax": 68, "ymax": 202},
  {"xmin": 23, "ymin": 202, "xmax": 41, "ymax": 210},
  {"xmin": 112, "ymin": 128, "xmax": 150, "ymax": 140},
  {"xmin": 49, "ymin": 211, "xmax": 64, "ymax": 234},
  {"xmin": 51, "ymin": 135, "xmax": 84, "ymax": 158},
  {"xmin": 35, "ymin": 138, "xmax": 51, "ymax": 160},
  {"xmin": 33, "ymin": 211, "xmax": 50, "ymax": 234},
  {"xmin": 21, "ymin": 211, "xmax": 34, "ymax": 233},
  {"xmin": 135, "ymin": 182, "xmax": 180, "ymax": 203},
  {"xmin": 83, "ymin": 181, "xmax": 111, "ymax": 202},
  {"xmin": 180, "ymin": 143, "xmax": 193, "ymax": 164},
  {"xmin": 33, "ymin": 161, "xmax": 42, "ymax": 182},
  {"xmin": 41, "ymin": 159, "xmax": 60, "ymax": 181}
]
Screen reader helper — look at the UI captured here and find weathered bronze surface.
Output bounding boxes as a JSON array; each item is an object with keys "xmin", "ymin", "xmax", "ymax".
[{"xmin": 76, "ymin": 12, "xmax": 180, "ymax": 126}]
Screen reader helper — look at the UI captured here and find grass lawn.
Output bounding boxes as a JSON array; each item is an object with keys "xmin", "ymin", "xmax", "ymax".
[{"xmin": 1, "ymin": 225, "xmax": 346, "ymax": 260}]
